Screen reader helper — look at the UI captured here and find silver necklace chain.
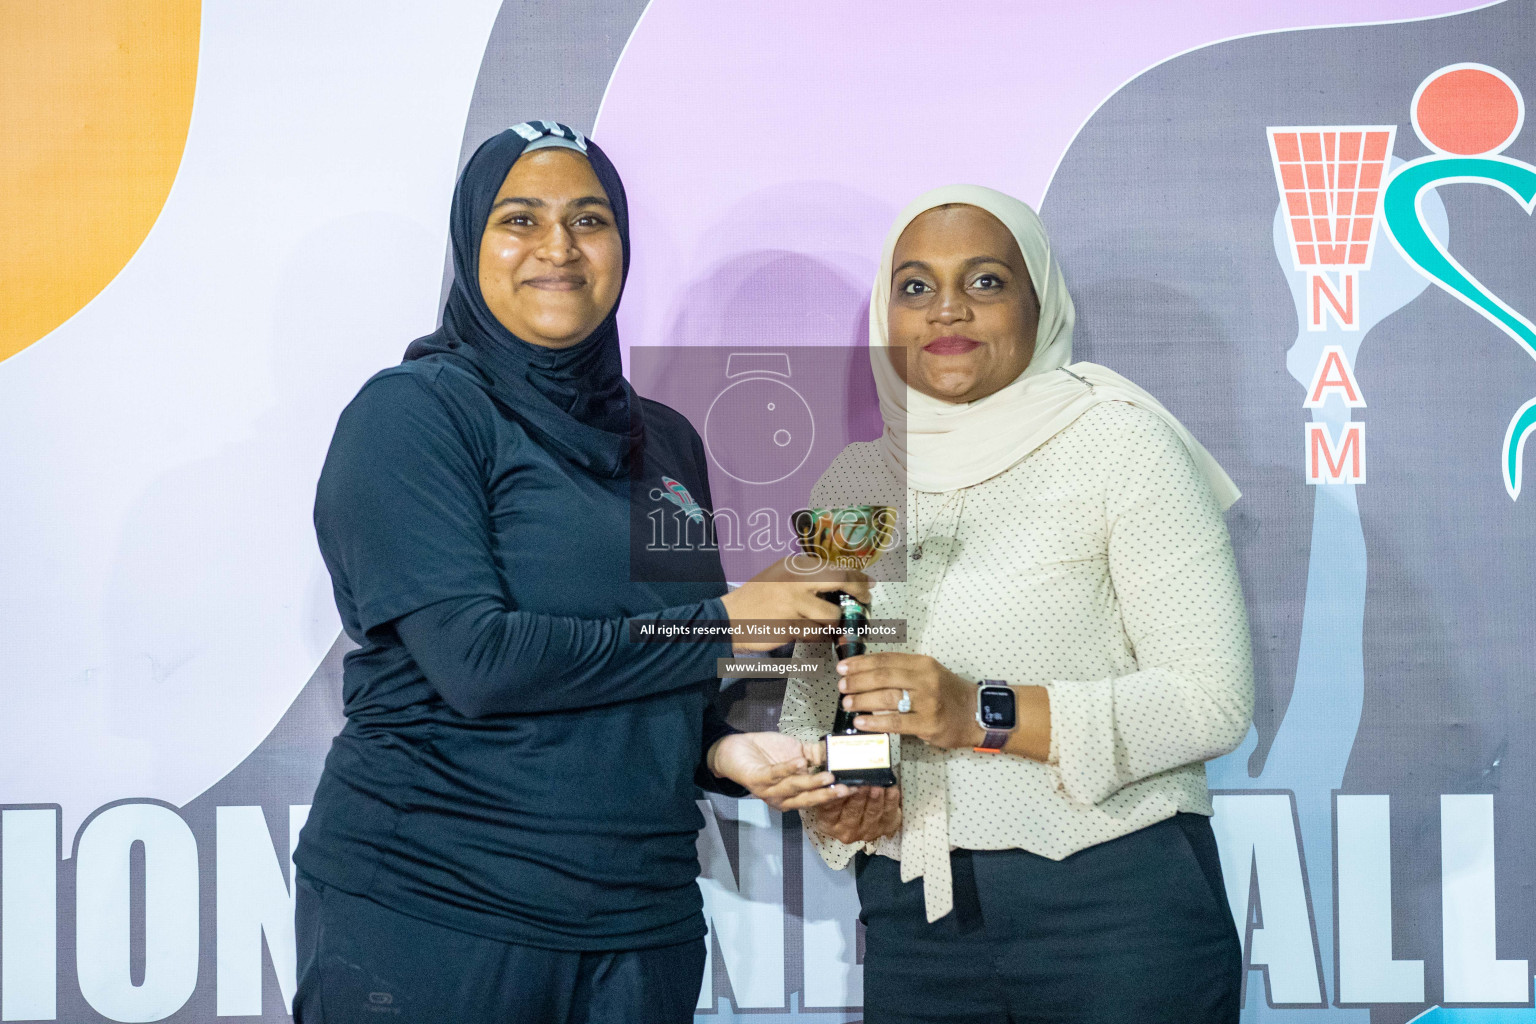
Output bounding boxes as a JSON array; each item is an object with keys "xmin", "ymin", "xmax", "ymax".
[{"xmin": 909, "ymin": 489, "xmax": 965, "ymax": 561}]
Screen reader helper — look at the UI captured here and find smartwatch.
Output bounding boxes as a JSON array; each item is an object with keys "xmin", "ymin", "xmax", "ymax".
[{"xmin": 974, "ymin": 681, "xmax": 1016, "ymax": 753}]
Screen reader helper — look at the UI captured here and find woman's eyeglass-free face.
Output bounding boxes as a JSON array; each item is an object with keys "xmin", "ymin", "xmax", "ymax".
[
  {"xmin": 477, "ymin": 148, "xmax": 623, "ymax": 349},
  {"xmin": 887, "ymin": 203, "xmax": 1041, "ymax": 405}
]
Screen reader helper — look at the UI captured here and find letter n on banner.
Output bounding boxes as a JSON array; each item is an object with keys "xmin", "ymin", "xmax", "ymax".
[
  {"xmin": 1307, "ymin": 422, "xmax": 1366, "ymax": 484},
  {"xmin": 1310, "ymin": 271, "xmax": 1358, "ymax": 330},
  {"xmin": 802, "ymin": 823, "xmax": 863, "ymax": 1008},
  {"xmin": 695, "ymin": 797, "xmax": 786, "ymax": 1011},
  {"xmin": 216, "ymin": 805, "xmax": 309, "ymax": 1015},
  {"xmin": 1210, "ymin": 792, "xmax": 1326, "ymax": 1007}
]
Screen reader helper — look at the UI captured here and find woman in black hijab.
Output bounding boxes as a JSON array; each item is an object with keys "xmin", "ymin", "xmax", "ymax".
[{"xmin": 291, "ymin": 121, "xmax": 861, "ymax": 1024}]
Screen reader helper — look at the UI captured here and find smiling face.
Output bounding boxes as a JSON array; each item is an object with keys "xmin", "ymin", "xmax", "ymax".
[
  {"xmin": 477, "ymin": 148, "xmax": 623, "ymax": 348},
  {"xmin": 886, "ymin": 204, "xmax": 1040, "ymax": 404}
]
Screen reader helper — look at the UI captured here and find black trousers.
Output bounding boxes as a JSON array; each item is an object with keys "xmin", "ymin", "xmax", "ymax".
[
  {"xmin": 291, "ymin": 875, "xmax": 705, "ymax": 1024},
  {"xmin": 855, "ymin": 813, "xmax": 1242, "ymax": 1024}
]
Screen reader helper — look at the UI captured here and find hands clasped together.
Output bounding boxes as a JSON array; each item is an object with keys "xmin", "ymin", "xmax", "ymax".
[
  {"xmin": 709, "ymin": 651, "xmax": 993, "ymax": 841},
  {"xmin": 710, "ymin": 553, "xmax": 997, "ymax": 846},
  {"xmin": 707, "ymin": 659, "xmax": 970, "ymax": 842},
  {"xmin": 710, "ymin": 556, "xmax": 1013, "ymax": 845},
  {"xmin": 705, "ymin": 729, "xmax": 903, "ymax": 845},
  {"xmin": 708, "ymin": 652, "xmax": 979, "ymax": 845}
]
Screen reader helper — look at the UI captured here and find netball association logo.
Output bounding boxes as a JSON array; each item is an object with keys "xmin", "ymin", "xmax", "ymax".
[
  {"xmin": 1267, "ymin": 124, "xmax": 1390, "ymax": 486},
  {"xmin": 1269, "ymin": 64, "xmax": 1536, "ymax": 499}
]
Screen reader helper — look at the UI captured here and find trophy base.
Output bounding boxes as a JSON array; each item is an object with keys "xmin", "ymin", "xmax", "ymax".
[
  {"xmin": 831, "ymin": 767, "xmax": 898, "ymax": 788},
  {"xmin": 824, "ymin": 732, "xmax": 897, "ymax": 788}
]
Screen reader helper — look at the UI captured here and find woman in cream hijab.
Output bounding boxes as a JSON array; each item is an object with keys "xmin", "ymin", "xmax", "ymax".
[{"xmin": 780, "ymin": 186, "xmax": 1252, "ymax": 1022}]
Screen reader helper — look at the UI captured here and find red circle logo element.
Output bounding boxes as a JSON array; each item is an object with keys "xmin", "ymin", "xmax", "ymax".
[{"xmin": 1412, "ymin": 64, "xmax": 1524, "ymax": 156}]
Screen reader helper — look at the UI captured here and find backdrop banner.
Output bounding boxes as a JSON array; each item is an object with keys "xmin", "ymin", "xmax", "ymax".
[{"xmin": 2, "ymin": 2, "xmax": 1532, "ymax": 1022}]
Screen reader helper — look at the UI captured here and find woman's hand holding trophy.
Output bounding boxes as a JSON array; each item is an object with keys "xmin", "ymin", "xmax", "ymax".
[
  {"xmin": 717, "ymin": 556, "xmax": 871, "ymax": 653},
  {"xmin": 786, "ymin": 506, "xmax": 901, "ymax": 788},
  {"xmin": 719, "ymin": 505, "xmax": 904, "ymax": 841}
]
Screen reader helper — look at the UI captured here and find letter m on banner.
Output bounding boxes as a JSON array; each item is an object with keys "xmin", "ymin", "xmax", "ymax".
[
  {"xmin": 1268, "ymin": 126, "xmax": 1397, "ymax": 331},
  {"xmin": 1307, "ymin": 421, "xmax": 1366, "ymax": 484}
]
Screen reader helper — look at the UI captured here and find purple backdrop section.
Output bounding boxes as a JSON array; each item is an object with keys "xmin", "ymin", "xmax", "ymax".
[{"xmin": 597, "ymin": 0, "xmax": 1484, "ymax": 375}]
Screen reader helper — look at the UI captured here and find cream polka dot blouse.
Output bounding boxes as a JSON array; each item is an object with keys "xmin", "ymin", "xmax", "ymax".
[{"xmin": 778, "ymin": 401, "xmax": 1255, "ymax": 923}]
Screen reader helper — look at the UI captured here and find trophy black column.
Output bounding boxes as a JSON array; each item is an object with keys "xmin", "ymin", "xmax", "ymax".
[{"xmin": 824, "ymin": 592, "xmax": 896, "ymax": 787}]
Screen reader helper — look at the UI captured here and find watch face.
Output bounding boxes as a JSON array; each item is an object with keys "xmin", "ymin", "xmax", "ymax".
[{"xmin": 978, "ymin": 686, "xmax": 1016, "ymax": 729}]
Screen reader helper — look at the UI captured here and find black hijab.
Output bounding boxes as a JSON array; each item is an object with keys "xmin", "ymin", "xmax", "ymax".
[{"xmin": 404, "ymin": 121, "xmax": 638, "ymax": 477}]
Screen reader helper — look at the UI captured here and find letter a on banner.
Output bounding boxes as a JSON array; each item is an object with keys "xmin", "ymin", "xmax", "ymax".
[
  {"xmin": 1304, "ymin": 345, "xmax": 1366, "ymax": 408},
  {"xmin": 1210, "ymin": 793, "xmax": 1325, "ymax": 1006}
]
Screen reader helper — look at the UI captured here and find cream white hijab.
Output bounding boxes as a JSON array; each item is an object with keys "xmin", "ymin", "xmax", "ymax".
[{"xmin": 871, "ymin": 185, "xmax": 1239, "ymax": 508}]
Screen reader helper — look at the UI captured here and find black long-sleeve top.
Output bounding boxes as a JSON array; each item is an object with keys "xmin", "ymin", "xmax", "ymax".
[{"xmin": 294, "ymin": 355, "xmax": 743, "ymax": 951}]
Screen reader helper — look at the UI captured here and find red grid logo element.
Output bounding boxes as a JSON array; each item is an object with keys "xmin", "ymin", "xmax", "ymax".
[{"xmin": 1269, "ymin": 126, "xmax": 1397, "ymax": 269}]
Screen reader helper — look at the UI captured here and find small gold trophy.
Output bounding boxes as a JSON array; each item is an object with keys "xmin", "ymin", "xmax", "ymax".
[{"xmin": 790, "ymin": 506, "xmax": 899, "ymax": 787}]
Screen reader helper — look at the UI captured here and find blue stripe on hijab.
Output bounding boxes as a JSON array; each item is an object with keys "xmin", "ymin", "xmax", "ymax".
[{"xmin": 404, "ymin": 122, "xmax": 638, "ymax": 477}]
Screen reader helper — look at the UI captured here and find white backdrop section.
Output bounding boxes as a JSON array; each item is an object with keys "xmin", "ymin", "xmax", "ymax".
[{"xmin": 0, "ymin": 1, "xmax": 502, "ymax": 844}]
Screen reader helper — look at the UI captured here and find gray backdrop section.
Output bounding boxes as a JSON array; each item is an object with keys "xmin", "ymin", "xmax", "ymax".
[
  {"xmin": 438, "ymin": 0, "xmax": 652, "ymax": 311},
  {"xmin": 1041, "ymin": 2, "xmax": 1536, "ymax": 1018},
  {"xmin": 458, "ymin": 0, "xmax": 649, "ymax": 147}
]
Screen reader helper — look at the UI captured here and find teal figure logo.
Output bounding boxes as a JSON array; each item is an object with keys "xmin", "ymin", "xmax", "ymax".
[
  {"xmin": 1381, "ymin": 63, "xmax": 1536, "ymax": 499},
  {"xmin": 659, "ymin": 475, "xmax": 706, "ymax": 523}
]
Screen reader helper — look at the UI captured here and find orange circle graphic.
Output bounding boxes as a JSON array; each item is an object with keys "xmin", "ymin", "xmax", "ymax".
[{"xmin": 0, "ymin": 1, "xmax": 199, "ymax": 362}]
